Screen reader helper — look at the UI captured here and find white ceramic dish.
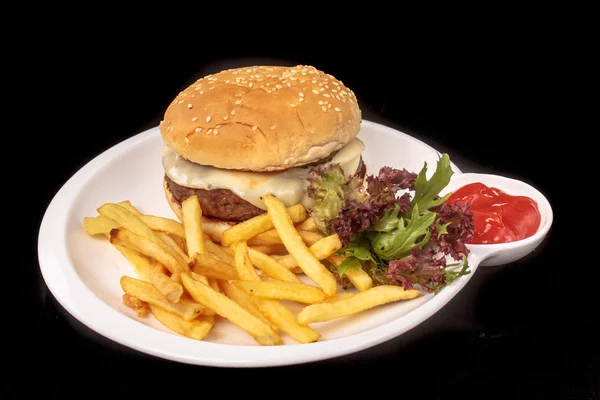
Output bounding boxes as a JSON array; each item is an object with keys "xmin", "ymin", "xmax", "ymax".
[{"xmin": 38, "ymin": 120, "xmax": 552, "ymax": 367}]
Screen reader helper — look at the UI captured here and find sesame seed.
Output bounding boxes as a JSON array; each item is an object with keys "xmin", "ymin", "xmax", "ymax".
[
  {"xmin": 231, "ymin": 110, "xmax": 236, "ymax": 115},
  {"xmin": 178, "ymin": 100, "xmax": 184, "ymax": 104},
  {"xmin": 235, "ymin": 99, "xmax": 242, "ymax": 105},
  {"xmin": 275, "ymin": 84, "xmax": 282, "ymax": 89},
  {"xmin": 318, "ymin": 100, "xmax": 324, "ymax": 105},
  {"xmin": 213, "ymin": 129, "xmax": 219, "ymax": 135},
  {"xmin": 195, "ymin": 127, "xmax": 202, "ymax": 133},
  {"xmin": 206, "ymin": 116, "xmax": 211, "ymax": 123},
  {"xmin": 209, "ymin": 87, "xmax": 215, "ymax": 90},
  {"xmin": 187, "ymin": 103, "xmax": 193, "ymax": 109},
  {"xmin": 252, "ymin": 126, "xmax": 258, "ymax": 131},
  {"xmin": 312, "ymin": 89, "xmax": 320, "ymax": 95},
  {"xmin": 335, "ymin": 107, "xmax": 341, "ymax": 112},
  {"xmin": 199, "ymin": 91, "xmax": 204, "ymax": 94},
  {"xmin": 323, "ymin": 94, "xmax": 331, "ymax": 98},
  {"xmin": 290, "ymin": 103, "xmax": 297, "ymax": 107},
  {"xmin": 328, "ymin": 104, "xmax": 332, "ymax": 108},
  {"xmin": 215, "ymin": 124, "xmax": 222, "ymax": 128},
  {"xmin": 299, "ymin": 98, "xmax": 304, "ymax": 102},
  {"xmin": 332, "ymin": 89, "xmax": 338, "ymax": 93},
  {"xmin": 249, "ymin": 82, "xmax": 253, "ymax": 87},
  {"xmin": 185, "ymin": 137, "xmax": 189, "ymax": 143},
  {"xmin": 223, "ymin": 115, "xmax": 229, "ymax": 120},
  {"xmin": 287, "ymin": 82, "xmax": 291, "ymax": 87},
  {"xmin": 312, "ymin": 80, "xmax": 317, "ymax": 83},
  {"xmin": 298, "ymin": 92, "xmax": 304, "ymax": 97},
  {"xmin": 206, "ymin": 129, "xmax": 213, "ymax": 134},
  {"xmin": 270, "ymin": 125, "xmax": 276, "ymax": 130},
  {"xmin": 225, "ymin": 80, "xmax": 230, "ymax": 84},
  {"xmin": 321, "ymin": 106, "xmax": 327, "ymax": 112},
  {"xmin": 192, "ymin": 117, "xmax": 198, "ymax": 122}
]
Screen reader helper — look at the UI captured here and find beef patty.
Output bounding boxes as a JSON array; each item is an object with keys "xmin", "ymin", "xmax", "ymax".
[
  {"xmin": 165, "ymin": 175, "xmax": 265, "ymax": 221},
  {"xmin": 165, "ymin": 155, "xmax": 362, "ymax": 222}
]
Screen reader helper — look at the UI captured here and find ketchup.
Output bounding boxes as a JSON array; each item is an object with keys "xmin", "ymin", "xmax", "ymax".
[{"xmin": 446, "ymin": 182, "xmax": 541, "ymax": 244}]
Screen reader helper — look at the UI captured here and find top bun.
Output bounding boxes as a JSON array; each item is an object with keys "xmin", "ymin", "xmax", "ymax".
[{"xmin": 159, "ymin": 65, "xmax": 361, "ymax": 171}]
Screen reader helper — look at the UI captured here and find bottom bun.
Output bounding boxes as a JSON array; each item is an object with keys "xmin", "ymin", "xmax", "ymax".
[{"xmin": 163, "ymin": 178, "xmax": 236, "ymax": 243}]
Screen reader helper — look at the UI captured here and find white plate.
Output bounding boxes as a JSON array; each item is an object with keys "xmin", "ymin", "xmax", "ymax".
[{"xmin": 38, "ymin": 120, "xmax": 483, "ymax": 367}]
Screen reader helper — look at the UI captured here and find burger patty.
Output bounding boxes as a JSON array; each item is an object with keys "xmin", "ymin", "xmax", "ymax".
[{"xmin": 165, "ymin": 175, "xmax": 265, "ymax": 221}]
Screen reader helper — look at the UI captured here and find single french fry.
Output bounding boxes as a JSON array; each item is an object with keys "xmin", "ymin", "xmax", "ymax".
[
  {"xmin": 204, "ymin": 239, "xmax": 234, "ymax": 264},
  {"xmin": 325, "ymin": 292, "xmax": 356, "ymax": 303},
  {"xmin": 113, "ymin": 245, "xmax": 152, "ymax": 282},
  {"xmin": 275, "ymin": 234, "xmax": 342, "ymax": 269},
  {"xmin": 220, "ymin": 281, "xmax": 278, "ymax": 332},
  {"xmin": 232, "ymin": 241, "xmax": 260, "ymax": 281},
  {"xmin": 117, "ymin": 200, "xmax": 141, "ymax": 215},
  {"xmin": 221, "ymin": 204, "xmax": 307, "ymax": 246},
  {"xmin": 192, "ymin": 253, "xmax": 239, "ymax": 280},
  {"xmin": 297, "ymin": 285, "xmax": 422, "ymax": 325},
  {"xmin": 181, "ymin": 274, "xmax": 281, "ymax": 346},
  {"xmin": 157, "ymin": 232, "xmax": 188, "ymax": 263},
  {"xmin": 149, "ymin": 262, "xmax": 183, "ymax": 303},
  {"xmin": 247, "ymin": 248, "xmax": 301, "ymax": 283},
  {"xmin": 182, "ymin": 195, "xmax": 205, "ymax": 260},
  {"xmin": 249, "ymin": 244, "xmax": 288, "ymax": 255},
  {"xmin": 84, "ymin": 216, "xmax": 119, "ymax": 236},
  {"xmin": 120, "ymin": 276, "xmax": 204, "ymax": 321},
  {"xmin": 263, "ymin": 195, "xmax": 337, "ymax": 297},
  {"xmin": 248, "ymin": 229, "xmax": 323, "ymax": 247},
  {"xmin": 235, "ymin": 280, "xmax": 327, "ymax": 304},
  {"xmin": 149, "ymin": 304, "xmax": 212, "ymax": 340},
  {"xmin": 140, "ymin": 215, "xmax": 186, "ymax": 238},
  {"xmin": 190, "ymin": 271, "xmax": 209, "ymax": 285},
  {"xmin": 110, "ymin": 229, "xmax": 189, "ymax": 275},
  {"xmin": 122, "ymin": 294, "xmax": 150, "ymax": 317},
  {"xmin": 327, "ymin": 254, "xmax": 373, "ymax": 292},
  {"xmin": 294, "ymin": 217, "xmax": 318, "ymax": 233},
  {"xmin": 208, "ymin": 277, "xmax": 220, "ymax": 293},
  {"xmin": 256, "ymin": 300, "xmax": 321, "ymax": 343}
]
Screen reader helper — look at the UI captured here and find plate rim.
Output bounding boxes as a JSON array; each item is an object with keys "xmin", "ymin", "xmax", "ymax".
[{"xmin": 37, "ymin": 119, "xmax": 477, "ymax": 367}]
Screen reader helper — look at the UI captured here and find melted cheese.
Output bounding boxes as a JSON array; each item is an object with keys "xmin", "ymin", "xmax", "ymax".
[{"xmin": 163, "ymin": 138, "xmax": 365, "ymax": 211}]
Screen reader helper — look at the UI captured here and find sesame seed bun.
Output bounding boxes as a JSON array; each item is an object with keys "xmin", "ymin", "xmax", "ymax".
[
  {"xmin": 163, "ymin": 177, "xmax": 235, "ymax": 243},
  {"xmin": 159, "ymin": 65, "xmax": 361, "ymax": 171}
]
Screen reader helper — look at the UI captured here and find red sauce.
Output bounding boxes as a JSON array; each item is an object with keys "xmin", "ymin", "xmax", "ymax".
[{"xmin": 446, "ymin": 182, "xmax": 541, "ymax": 244}]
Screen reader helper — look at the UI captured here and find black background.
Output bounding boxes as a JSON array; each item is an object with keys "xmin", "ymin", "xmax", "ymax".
[{"xmin": 18, "ymin": 24, "xmax": 589, "ymax": 399}]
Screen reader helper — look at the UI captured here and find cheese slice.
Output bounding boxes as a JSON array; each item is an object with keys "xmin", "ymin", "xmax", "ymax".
[{"xmin": 163, "ymin": 138, "xmax": 365, "ymax": 211}]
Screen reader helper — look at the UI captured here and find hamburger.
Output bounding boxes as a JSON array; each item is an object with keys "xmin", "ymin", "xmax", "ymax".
[{"xmin": 159, "ymin": 65, "xmax": 364, "ymax": 242}]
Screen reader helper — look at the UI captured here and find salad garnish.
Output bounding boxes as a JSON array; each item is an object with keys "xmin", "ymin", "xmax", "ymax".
[{"xmin": 307, "ymin": 154, "xmax": 474, "ymax": 294}]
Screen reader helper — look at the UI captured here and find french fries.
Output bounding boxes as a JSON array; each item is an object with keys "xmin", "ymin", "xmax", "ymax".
[
  {"xmin": 327, "ymin": 254, "xmax": 373, "ymax": 292},
  {"xmin": 275, "ymin": 234, "xmax": 343, "ymax": 269},
  {"xmin": 191, "ymin": 252, "xmax": 239, "ymax": 280},
  {"xmin": 220, "ymin": 281, "xmax": 278, "ymax": 331},
  {"xmin": 84, "ymin": 214, "xmax": 185, "ymax": 238},
  {"xmin": 148, "ymin": 262, "xmax": 183, "ymax": 303},
  {"xmin": 181, "ymin": 274, "xmax": 282, "ymax": 346},
  {"xmin": 232, "ymin": 240, "xmax": 261, "ymax": 281},
  {"xmin": 150, "ymin": 305, "xmax": 213, "ymax": 341},
  {"xmin": 120, "ymin": 276, "xmax": 204, "ymax": 321},
  {"xmin": 234, "ymin": 280, "xmax": 328, "ymax": 304},
  {"xmin": 85, "ymin": 196, "xmax": 430, "ymax": 346},
  {"xmin": 247, "ymin": 229, "xmax": 323, "ymax": 247},
  {"xmin": 294, "ymin": 217, "xmax": 318, "ymax": 232},
  {"xmin": 221, "ymin": 204, "xmax": 307, "ymax": 246},
  {"xmin": 182, "ymin": 195, "xmax": 205, "ymax": 260},
  {"xmin": 111, "ymin": 229, "xmax": 189, "ymax": 275},
  {"xmin": 297, "ymin": 285, "xmax": 422, "ymax": 325},
  {"xmin": 247, "ymin": 248, "xmax": 301, "ymax": 283},
  {"xmin": 263, "ymin": 195, "xmax": 337, "ymax": 297}
]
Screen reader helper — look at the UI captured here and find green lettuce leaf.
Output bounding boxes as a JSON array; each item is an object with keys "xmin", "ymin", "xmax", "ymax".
[
  {"xmin": 409, "ymin": 153, "xmax": 454, "ymax": 213},
  {"xmin": 370, "ymin": 205, "xmax": 436, "ymax": 260}
]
